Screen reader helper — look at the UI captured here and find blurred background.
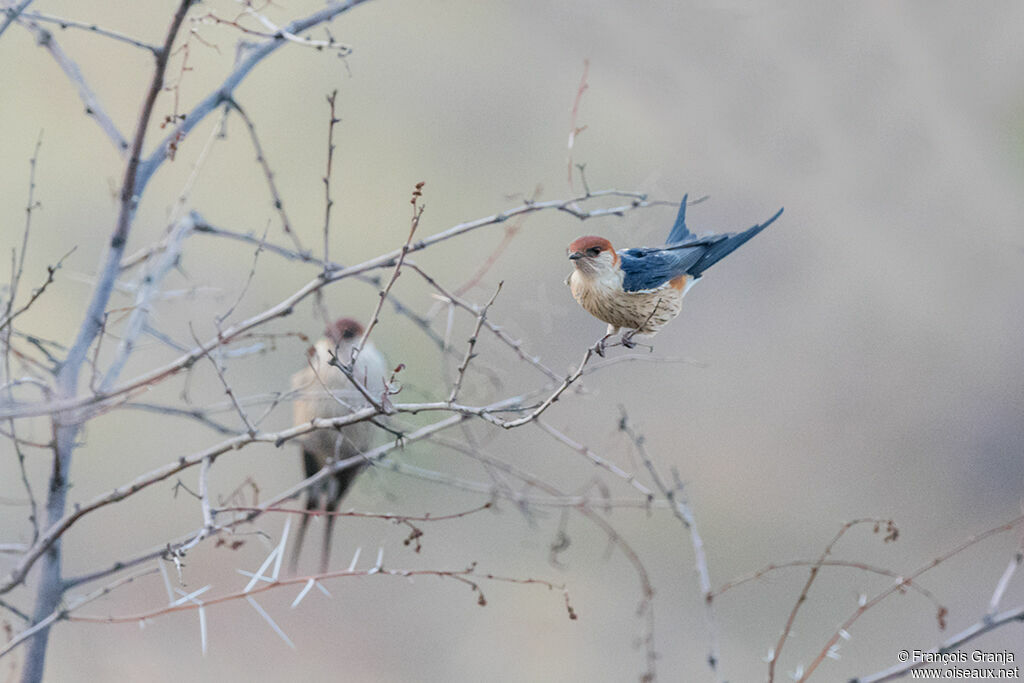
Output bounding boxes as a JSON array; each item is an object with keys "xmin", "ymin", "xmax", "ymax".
[{"xmin": 2, "ymin": 1, "xmax": 1023, "ymax": 681}]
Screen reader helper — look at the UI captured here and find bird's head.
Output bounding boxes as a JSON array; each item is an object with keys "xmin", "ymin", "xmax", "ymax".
[
  {"xmin": 325, "ymin": 317, "xmax": 365, "ymax": 349},
  {"xmin": 567, "ymin": 236, "xmax": 618, "ymax": 277}
]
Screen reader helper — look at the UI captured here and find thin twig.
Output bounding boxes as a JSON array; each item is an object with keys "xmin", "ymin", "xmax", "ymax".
[
  {"xmin": 198, "ymin": 456, "xmax": 215, "ymax": 530},
  {"xmin": 225, "ymin": 100, "xmax": 303, "ymax": 252},
  {"xmin": 3, "ymin": 132, "xmax": 45, "ymax": 545},
  {"xmin": 20, "ymin": 19, "xmax": 129, "ymax": 153},
  {"xmin": 567, "ymin": 59, "xmax": 589, "ymax": 192},
  {"xmin": 423, "ymin": 432, "xmax": 656, "ymax": 679},
  {"xmin": 240, "ymin": 4, "xmax": 353, "ymax": 54},
  {"xmin": 0, "ymin": 0, "xmax": 33, "ymax": 40},
  {"xmin": 534, "ymin": 419, "xmax": 653, "ymax": 499},
  {"xmin": 803, "ymin": 515, "xmax": 1024, "ymax": 682},
  {"xmin": 452, "ymin": 186, "xmax": 539, "ymax": 297},
  {"xmin": 0, "ymin": 566, "xmax": 160, "ymax": 660},
  {"xmin": 351, "ymin": 182, "xmax": 425, "ymax": 366},
  {"xmin": 189, "ymin": 325, "xmax": 256, "ymax": 436},
  {"xmin": 851, "ymin": 604, "xmax": 1024, "ymax": 682},
  {"xmin": 408, "ymin": 263, "xmax": 559, "ymax": 382},
  {"xmin": 619, "ymin": 411, "xmax": 722, "ymax": 678},
  {"xmin": 987, "ymin": 547, "xmax": 1023, "ymax": 616},
  {"xmin": 0, "ymin": 249, "xmax": 75, "ymax": 335},
  {"xmin": 16, "ymin": 9, "xmax": 160, "ymax": 52},
  {"xmin": 122, "ymin": 401, "xmax": 243, "ymax": 436},
  {"xmin": 185, "ymin": 215, "xmax": 447, "ymax": 349},
  {"xmin": 215, "ymin": 225, "xmax": 267, "ymax": 326},
  {"xmin": 62, "ymin": 564, "xmax": 568, "ymax": 626},
  {"xmin": 322, "ymin": 90, "xmax": 340, "ymax": 268},
  {"xmin": 449, "ymin": 282, "xmax": 502, "ymax": 403},
  {"xmin": 98, "ymin": 215, "xmax": 194, "ymax": 393},
  {"xmin": 769, "ymin": 518, "xmax": 898, "ymax": 681},
  {"xmin": 500, "ymin": 345, "xmax": 596, "ymax": 429}
]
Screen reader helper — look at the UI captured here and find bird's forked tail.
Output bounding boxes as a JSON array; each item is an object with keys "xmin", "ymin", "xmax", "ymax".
[{"xmin": 688, "ymin": 206, "xmax": 784, "ymax": 278}]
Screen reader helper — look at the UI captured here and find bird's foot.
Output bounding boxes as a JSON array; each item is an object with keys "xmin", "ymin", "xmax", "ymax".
[
  {"xmin": 620, "ymin": 331, "xmax": 654, "ymax": 353},
  {"xmin": 592, "ymin": 333, "xmax": 614, "ymax": 357}
]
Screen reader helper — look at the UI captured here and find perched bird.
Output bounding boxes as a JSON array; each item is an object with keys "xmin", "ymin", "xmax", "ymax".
[
  {"xmin": 567, "ymin": 195, "xmax": 783, "ymax": 353},
  {"xmin": 290, "ymin": 317, "xmax": 391, "ymax": 573}
]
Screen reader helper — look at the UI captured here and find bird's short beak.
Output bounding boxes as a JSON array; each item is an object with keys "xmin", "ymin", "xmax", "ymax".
[{"xmin": 568, "ymin": 251, "xmax": 583, "ymax": 261}]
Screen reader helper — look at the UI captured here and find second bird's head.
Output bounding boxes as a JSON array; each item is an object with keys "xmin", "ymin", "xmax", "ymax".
[
  {"xmin": 325, "ymin": 317, "xmax": 364, "ymax": 350},
  {"xmin": 567, "ymin": 236, "xmax": 618, "ymax": 277}
]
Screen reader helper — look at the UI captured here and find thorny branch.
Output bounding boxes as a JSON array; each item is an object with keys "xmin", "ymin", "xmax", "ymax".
[{"xmin": 63, "ymin": 564, "xmax": 573, "ymax": 627}]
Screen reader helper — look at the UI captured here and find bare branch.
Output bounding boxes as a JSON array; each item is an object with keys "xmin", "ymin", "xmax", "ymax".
[
  {"xmin": 17, "ymin": 10, "xmax": 159, "ymax": 53},
  {"xmin": 60, "ymin": 564, "xmax": 569, "ymax": 628},
  {"xmin": 567, "ymin": 59, "xmax": 589, "ymax": 192},
  {"xmin": 449, "ymin": 282, "xmax": 502, "ymax": 403},
  {"xmin": 225, "ymin": 100, "xmax": 303, "ymax": 251},
  {"xmin": 798, "ymin": 516, "xmax": 1024, "ymax": 681},
  {"xmin": 20, "ymin": 20, "xmax": 128, "ymax": 152},
  {"xmin": 322, "ymin": 89, "xmax": 340, "ymax": 267},
  {"xmin": 98, "ymin": 215, "xmax": 194, "ymax": 393},
  {"xmin": 136, "ymin": 0, "xmax": 376, "ymax": 196},
  {"xmin": 711, "ymin": 559, "xmax": 942, "ymax": 607},
  {"xmin": 1, "ymin": 392, "xmax": 537, "ymax": 596},
  {"xmin": 192, "ymin": 333, "xmax": 256, "ymax": 436},
  {"xmin": 500, "ymin": 345, "xmax": 596, "ymax": 429},
  {"xmin": 0, "ymin": 567, "xmax": 159, "ymax": 660},
  {"xmin": 987, "ymin": 547, "xmax": 1023, "ymax": 617},
  {"xmin": 121, "ymin": 401, "xmax": 243, "ymax": 436},
  {"xmin": 1, "ymin": 192, "xmax": 666, "ymax": 421},
  {"xmin": 215, "ymin": 225, "xmax": 267, "ymax": 327},
  {"xmin": 0, "ymin": 249, "xmax": 74, "ymax": 336},
  {"xmin": 421, "ymin": 432, "xmax": 656, "ymax": 679},
  {"xmin": 618, "ymin": 410, "xmax": 722, "ymax": 678},
  {"xmin": 0, "ymin": 0, "xmax": 32, "ymax": 40},
  {"xmin": 851, "ymin": 604, "xmax": 1024, "ymax": 683},
  {"xmin": 534, "ymin": 419, "xmax": 654, "ymax": 499},
  {"xmin": 351, "ymin": 182, "xmax": 424, "ymax": 365},
  {"xmin": 452, "ymin": 185, "xmax": 539, "ymax": 297},
  {"xmin": 58, "ymin": 0, "xmax": 194, "ymax": 400},
  {"xmin": 769, "ymin": 518, "xmax": 898, "ymax": 681},
  {"xmin": 408, "ymin": 263, "xmax": 560, "ymax": 382},
  {"xmin": 17, "ymin": 6, "xmax": 197, "ymax": 678}
]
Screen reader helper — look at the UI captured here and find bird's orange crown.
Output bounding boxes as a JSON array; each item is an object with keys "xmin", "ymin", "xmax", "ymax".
[
  {"xmin": 568, "ymin": 236, "xmax": 618, "ymax": 264},
  {"xmin": 326, "ymin": 317, "xmax": 365, "ymax": 344}
]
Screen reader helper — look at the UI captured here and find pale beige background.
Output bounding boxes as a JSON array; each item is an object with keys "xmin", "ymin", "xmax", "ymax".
[{"xmin": 2, "ymin": 1, "xmax": 1023, "ymax": 682}]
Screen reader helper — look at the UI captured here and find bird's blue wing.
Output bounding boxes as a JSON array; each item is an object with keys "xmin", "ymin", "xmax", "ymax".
[
  {"xmin": 620, "ymin": 246, "xmax": 704, "ymax": 292},
  {"xmin": 622, "ymin": 204, "xmax": 784, "ymax": 291},
  {"xmin": 665, "ymin": 194, "xmax": 694, "ymax": 244}
]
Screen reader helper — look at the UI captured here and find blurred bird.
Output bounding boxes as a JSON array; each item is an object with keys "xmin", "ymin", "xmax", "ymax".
[
  {"xmin": 567, "ymin": 195, "xmax": 783, "ymax": 353},
  {"xmin": 290, "ymin": 317, "xmax": 391, "ymax": 573}
]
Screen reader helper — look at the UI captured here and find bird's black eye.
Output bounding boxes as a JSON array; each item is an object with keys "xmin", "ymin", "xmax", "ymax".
[
  {"xmin": 342, "ymin": 328, "xmax": 356, "ymax": 339},
  {"xmin": 587, "ymin": 247, "xmax": 601, "ymax": 256}
]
